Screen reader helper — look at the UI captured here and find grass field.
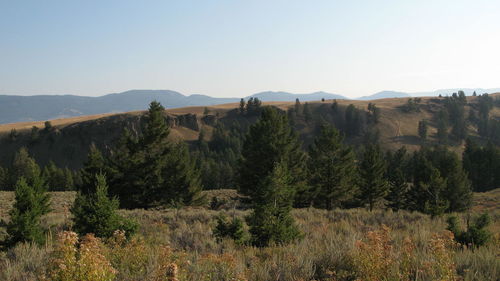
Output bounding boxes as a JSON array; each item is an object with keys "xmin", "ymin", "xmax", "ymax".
[{"xmin": 0, "ymin": 189, "xmax": 498, "ymax": 281}]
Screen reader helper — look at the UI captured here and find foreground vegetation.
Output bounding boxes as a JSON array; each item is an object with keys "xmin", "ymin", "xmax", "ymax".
[{"xmin": 0, "ymin": 190, "xmax": 498, "ymax": 281}]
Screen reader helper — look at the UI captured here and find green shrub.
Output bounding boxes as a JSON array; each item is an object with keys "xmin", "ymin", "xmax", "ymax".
[
  {"xmin": 213, "ymin": 214, "xmax": 247, "ymax": 244},
  {"xmin": 447, "ymin": 213, "xmax": 492, "ymax": 247}
]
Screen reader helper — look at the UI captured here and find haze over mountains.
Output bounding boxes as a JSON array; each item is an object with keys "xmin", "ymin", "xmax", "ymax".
[{"xmin": 1, "ymin": 88, "xmax": 499, "ymax": 124}]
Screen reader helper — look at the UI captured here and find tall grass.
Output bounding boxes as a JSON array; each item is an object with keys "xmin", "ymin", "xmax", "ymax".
[{"xmin": 0, "ymin": 192, "xmax": 498, "ymax": 281}]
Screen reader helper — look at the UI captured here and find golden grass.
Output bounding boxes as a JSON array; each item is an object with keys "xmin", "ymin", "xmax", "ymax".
[{"xmin": 0, "ymin": 190, "xmax": 499, "ymax": 280}]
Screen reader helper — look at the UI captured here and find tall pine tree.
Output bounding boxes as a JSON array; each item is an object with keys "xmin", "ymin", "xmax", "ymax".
[
  {"xmin": 359, "ymin": 144, "xmax": 388, "ymax": 211},
  {"xmin": 109, "ymin": 101, "xmax": 202, "ymax": 208},
  {"xmin": 238, "ymin": 106, "xmax": 307, "ymax": 206},
  {"xmin": 239, "ymin": 107, "xmax": 303, "ymax": 246},
  {"xmin": 308, "ymin": 124, "xmax": 357, "ymax": 209}
]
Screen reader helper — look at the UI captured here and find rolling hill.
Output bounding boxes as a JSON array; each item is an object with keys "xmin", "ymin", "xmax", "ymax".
[{"xmin": 1, "ymin": 93, "xmax": 499, "ymax": 170}]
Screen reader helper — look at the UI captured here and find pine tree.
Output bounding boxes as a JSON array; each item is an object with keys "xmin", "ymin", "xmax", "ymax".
[
  {"xmin": 158, "ymin": 142, "xmax": 204, "ymax": 207},
  {"xmin": 71, "ymin": 173, "xmax": 137, "ymax": 238},
  {"xmin": 238, "ymin": 106, "xmax": 307, "ymax": 206},
  {"xmin": 5, "ymin": 175, "xmax": 51, "ymax": 247},
  {"xmin": 359, "ymin": 144, "xmax": 388, "ymax": 211},
  {"xmin": 418, "ymin": 120, "xmax": 428, "ymax": 141},
  {"xmin": 385, "ymin": 147, "xmax": 409, "ymax": 211},
  {"xmin": 79, "ymin": 144, "xmax": 113, "ymax": 195},
  {"xmin": 308, "ymin": 124, "xmax": 357, "ymax": 209},
  {"xmin": 246, "ymin": 162, "xmax": 300, "ymax": 246},
  {"xmin": 294, "ymin": 98, "xmax": 301, "ymax": 116},
  {"xmin": 303, "ymin": 102, "xmax": 312, "ymax": 123},
  {"xmin": 0, "ymin": 165, "xmax": 6, "ymax": 190},
  {"xmin": 239, "ymin": 98, "xmax": 246, "ymax": 114},
  {"xmin": 109, "ymin": 101, "xmax": 202, "ymax": 208},
  {"xmin": 8, "ymin": 147, "xmax": 42, "ymax": 190},
  {"xmin": 436, "ymin": 110, "xmax": 448, "ymax": 144},
  {"xmin": 422, "ymin": 167, "xmax": 449, "ymax": 217}
]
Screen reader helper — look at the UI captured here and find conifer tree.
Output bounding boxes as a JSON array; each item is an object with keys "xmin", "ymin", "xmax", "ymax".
[
  {"xmin": 239, "ymin": 98, "xmax": 246, "ymax": 114},
  {"xmin": 308, "ymin": 124, "xmax": 357, "ymax": 209},
  {"xmin": 8, "ymin": 147, "xmax": 41, "ymax": 190},
  {"xmin": 436, "ymin": 110, "xmax": 448, "ymax": 144},
  {"xmin": 238, "ymin": 106, "xmax": 307, "ymax": 205},
  {"xmin": 246, "ymin": 162, "xmax": 300, "ymax": 246},
  {"xmin": 358, "ymin": 144, "xmax": 388, "ymax": 211},
  {"xmin": 418, "ymin": 120, "xmax": 428, "ymax": 141},
  {"xmin": 422, "ymin": 167, "xmax": 449, "ymax": 217},
  {"xmin": 71, "ymin": 173, "xmax": 137, "ymax": 238},
  {"xmin": 79, "ymin": 144, "xmax": 113, "ymax": 195},
  {"xmin": 0, "ymin": 166, "xmax": 6, "ymax": 190},
  {"xmin": 109, "ymin": 101, "xmax": 202, "ymax": 208},
  {"xmin": 5, "ymin": 175, "xmax": 50, "ymax": 247},
  {"xmin": 385, "ymin": 147, "xmax": 409, "ymax": 211},
  {"xmin": 294, "ymin": 98, "xmax": 301, "ymax": 115},
  {"xmin": 303, "ymin": 102, "xmax": 312, "ymax": 123}
]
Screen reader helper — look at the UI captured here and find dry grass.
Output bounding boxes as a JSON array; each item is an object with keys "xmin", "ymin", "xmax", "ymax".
[{"xmin": 0, "ymin": 190, "xmax": 498, "ymax": 280}]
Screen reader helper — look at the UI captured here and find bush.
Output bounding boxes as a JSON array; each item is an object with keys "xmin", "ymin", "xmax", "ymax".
[
  {"xmin": 213, "ymin": 214, "xmax": 247, "ymax": 244},
  {"xmin": 43, "ymin": 231, "xmax": 116, "ymax": 281},
  {"xmin": 447, "ymin": 213, "xmax": 492, "ymax": 247}
]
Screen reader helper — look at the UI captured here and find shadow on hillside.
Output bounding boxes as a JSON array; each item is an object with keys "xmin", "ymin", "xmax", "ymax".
[{"xmin": 389, "ymin": 135, "xmax": 423, "ymax": 146}]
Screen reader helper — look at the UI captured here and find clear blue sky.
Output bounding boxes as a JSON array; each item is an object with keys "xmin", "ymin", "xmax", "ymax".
[{"xmin": 1, "ymin": 0, "xmax": 499, "ymax": 98}]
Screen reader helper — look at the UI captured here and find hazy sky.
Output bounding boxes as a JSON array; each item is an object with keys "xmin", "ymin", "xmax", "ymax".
[{"xmin": 1, "ymin": 0, "xmax": 500, "ymax": 98}]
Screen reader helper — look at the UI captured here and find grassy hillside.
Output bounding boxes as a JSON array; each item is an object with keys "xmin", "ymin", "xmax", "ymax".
[{"xmin": 0, "ymin": 94, "xmax": 499, "ymax": 169}]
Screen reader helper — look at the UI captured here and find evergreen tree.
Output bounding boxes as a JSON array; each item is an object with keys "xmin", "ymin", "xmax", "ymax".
[
  {"xmin": 159, "ymin": 142, "xmax": 204, "ymax": 207},
  {"xmin": 331, "ymin": 99, "xmax": 338, "ymax": 113},
  {"xmin": 422, "ymin": 167, "xmax": 449, "ymax": 217},
  {"xmin": 238, "ymin": 106, "xmax": 307, "ymax": 206},
  {"xmin": 79, "ymin": 144, "xmax": 113, "ymax": 194},
  {"xmin": 359, "ymin": 144, "xmax": 388, "ymax": 211},
  {"xmin": 385, "ymin": 147, "xmax": 410, "ymax": 211},
  {"xmin": 8, "ymin": 147, "xmax": 41, "ymax": 190},
  {"xmin": 418, "ymin": 120, "xmax": 428, "ymax": 141},
  {"xmin": 43, "ymin": 161, "xmax": 69, "ymax": 191},
  {"xmin": 303, "ymin": 102, "xmax": 312, "ymax": 123},
  {"xmin": 239, "ymin": 98, "xmax": 246, "ymax": 114},
  {"xmin": 0, "ymin": 166, "xmax": 6, "ymax": 190},
  {"xmin": 246, "ymin": 162, "xmax": 300, "ymax": 246},
  {"xmin": 5, "ymin": 175, "xmax": 50, "ymax": 247},
  {"xmin": 109, "ymin": 101, "xmax": 202, "ymax": 208},
  {"xmin": 294, "ymin": 98, "xmax": 301, "ymax": 115},
  {"xmin": 367, "ymin": 103, "xmax": 380, "ymax": 123},
  {"xmin": 30, "ymin": 126, "xmax": 40, "ymax": 144},
  {"xmin": 308, "ymin": 124, "xmax": 357, "ymax": 209},
  {"xmin": 71, "ymin": 173, "xmax": 137, "ymax": 239},
  {"xmin": 436, "ymin": 109, "xmax": 448, "ymax": 144}
]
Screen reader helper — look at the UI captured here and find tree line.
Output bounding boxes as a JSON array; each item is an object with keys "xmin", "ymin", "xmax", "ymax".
[{"xmin": 2, "ymin": 99, "xmax": 498, "ymax": 248}]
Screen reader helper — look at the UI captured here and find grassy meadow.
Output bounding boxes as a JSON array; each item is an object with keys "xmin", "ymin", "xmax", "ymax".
[{"xmin": 0, "ymin": 189, "xmax": 499, "ymax": 281}]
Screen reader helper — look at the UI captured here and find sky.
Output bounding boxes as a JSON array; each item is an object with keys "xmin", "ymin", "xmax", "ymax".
[{"xmin": 1, "ymin": 0, "xmax": 500, "ymax": 98}]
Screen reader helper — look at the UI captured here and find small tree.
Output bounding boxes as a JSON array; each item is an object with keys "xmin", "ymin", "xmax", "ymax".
[
  {"xmin": 418, "ymin": 120, "xmax": 428, "ymax": 141},
  {"xmin": 5, "ymin": 176, "xmax": 51, "ymax": 247},
  {"xmin": 213, "ymin": 214, "xmax": 247, "ymax": 244},
  {"xmin": 246, "ymin": 162, "xmax": 301, "ymax": 247},
  {"xmin": 8, "ymin": 147, "xmax": 42, "ymax": 190},
  {"xmin": 447, "ymin": 213, "xmax": 492, "ymax": 247},
  {"xmin": 71, "ymin": 173, "xmax": 137, "ymax": 239},
  {"xmin": 359, "ymin": 145, "xmax": 388, "ymax": 211},
  {"xmin": 303, "ymin": 102, "xmax": 312, "ymax": 123},
  {"xmin": 239, "ymin": 98, "xmax": 246, "ymax": 114}
]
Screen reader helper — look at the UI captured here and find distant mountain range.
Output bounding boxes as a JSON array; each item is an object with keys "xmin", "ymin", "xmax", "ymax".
[{"xmin": 1, "ymin": 88, "xmax": 499, "ymax": 124}]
